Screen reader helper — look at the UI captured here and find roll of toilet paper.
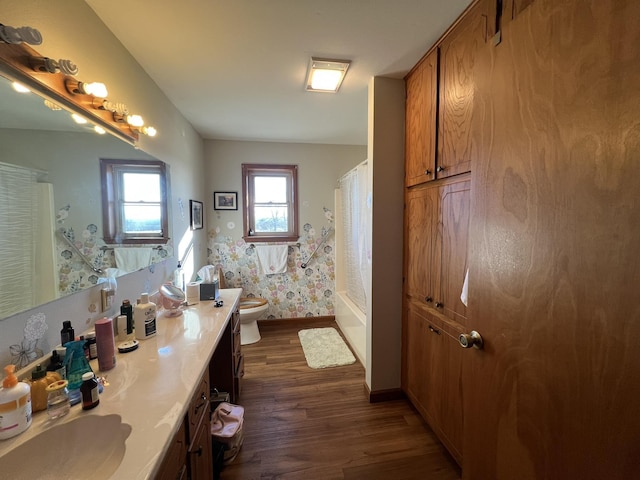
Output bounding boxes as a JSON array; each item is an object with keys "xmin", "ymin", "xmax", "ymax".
[{"xmin": 186, "ymin": 282, "xmax": 200, "ymax": 305}]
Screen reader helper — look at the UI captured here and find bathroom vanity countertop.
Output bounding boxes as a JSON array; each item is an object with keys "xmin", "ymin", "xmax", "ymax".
[{"xmin": 0, "ymin": 288, "xmax": 242, "ymax": 480}]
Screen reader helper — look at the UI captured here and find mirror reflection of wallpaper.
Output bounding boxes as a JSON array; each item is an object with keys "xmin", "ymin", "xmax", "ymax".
[
  {"xmin": 56, "ymin": 215, "xmax": 170, "ymax": 296},
  {"xmin": 208, "ymin": 223, "xmax": 334, "ymax": 318}
]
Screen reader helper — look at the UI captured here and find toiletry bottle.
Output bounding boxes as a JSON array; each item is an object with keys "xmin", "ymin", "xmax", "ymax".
[
  {"xmin": 116, "ymin": 315, "xmax": 128, "ymax": 342},
  {"xmin": 27, "ymin": 364, "xmax": 62, "ymax": 413},
  {"xmin": 85, "ymin": 331, "xmax": 98, "ymax": 360},
  {"xmin": 95, "ymin": 317, "xmax": 116, "ymax": 371},
  {"xmin": 63, "ymin": 340, "xmax": 92, "ymax": 393},
  {"xmin": 80, "ymin": 372, "xmax": 99, "ymax": 410},
  {"xmin": 120, "ymin": 299, "xmax": 134, "ymax": 338},
  {"xmin": 47, "ymin": 350, "xmax": 66, "ymax": 379},
  {"xmin": 60, "ymin": 320, "xmax": 75, "ymax": 346},
  {"xmin": 134, "ymin": 293, "xmax": 157, "ymax": 340},
  {"xmin": 0, "ymin": 364, "xmax": 32, "ymax": 440}
]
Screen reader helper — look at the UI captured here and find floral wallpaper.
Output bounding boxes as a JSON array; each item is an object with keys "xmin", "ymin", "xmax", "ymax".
[
  {"xmin": 56, "ymin": 205, "xmax": 170, "ymax": 296},
  {"xmin": 207, "ymin": 221, "xmax": 335, "ymax": 319}
]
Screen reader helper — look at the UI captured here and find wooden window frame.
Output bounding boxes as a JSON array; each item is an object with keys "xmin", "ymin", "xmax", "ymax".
[
  {"xmin": 100, "ymin": 158, "xmax": 169, "ymax": 245},
  {"xmin": 242, "ymin": 163, "xmax": 299, "ymax": 243}
]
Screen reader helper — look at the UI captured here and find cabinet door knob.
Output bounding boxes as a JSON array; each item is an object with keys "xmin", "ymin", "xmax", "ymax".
[
  {"xmin": 459, "ymin": 331, "xmax": 484, "ymax": 349},
  {"xmin": 435, "ymin": 301, "xmax": 443, "ymax": 308},
  {"xmin": 424, "ymin": 169, "xmax": 432, "ymax": 175},
  {"xmin": 425, "ymin": 296, "xmax": 433, "ymax": 303},
  {"xmin": 436, "ymin": 165, "xmax": 445, "ymax": 172},
  {"xmin": 428, "ymin": 325, "xmax": 441, "ymax": 335}
]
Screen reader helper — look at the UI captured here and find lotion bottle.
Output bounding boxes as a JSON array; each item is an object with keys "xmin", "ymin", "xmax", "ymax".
[
  {"xmin": 0, "ymin": 364, "xmax": 32, "ymax": 440},
  {"xmin": 134, "ymin": 293, "xmax": 157, "ymax": 340}
]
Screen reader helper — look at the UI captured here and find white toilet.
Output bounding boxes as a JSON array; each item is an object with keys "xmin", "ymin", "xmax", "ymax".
[
  {"xmin": 238, "ymin": 297, "xmax": 268, "ymax": 345},
  {"xmin": 216, "ymin": 266, "xmax": 267, "ymax": 345}
]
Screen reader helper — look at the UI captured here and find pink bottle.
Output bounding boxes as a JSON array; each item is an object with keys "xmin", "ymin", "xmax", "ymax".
[{"xmin": 95, "ymin": 317, "xmax": 116, "ymax": 371}]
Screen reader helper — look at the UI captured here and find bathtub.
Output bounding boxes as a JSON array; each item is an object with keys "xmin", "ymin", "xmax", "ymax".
[{"xmin": 335, "ymin": 291, "xmax": 366, "ymax": 366}]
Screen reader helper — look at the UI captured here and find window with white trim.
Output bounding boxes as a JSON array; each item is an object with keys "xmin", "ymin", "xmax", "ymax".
[{"xmin": 242, "ymin": 164, "xmax": 299, "ymax": 242}]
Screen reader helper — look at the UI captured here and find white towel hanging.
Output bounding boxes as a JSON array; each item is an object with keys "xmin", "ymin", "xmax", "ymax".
[
  {"xmin": 255, "ymin": 245, "xmax": 288, "ymax": 275},
  {"xmin": 114, "ymin": 247, "xmax": 152, "ymax": 272}
]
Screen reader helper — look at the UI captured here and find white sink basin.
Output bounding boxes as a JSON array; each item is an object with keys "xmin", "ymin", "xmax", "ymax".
[{"xmin": 0, "ymin": 414, "xmax": 131, "ymax": 480}]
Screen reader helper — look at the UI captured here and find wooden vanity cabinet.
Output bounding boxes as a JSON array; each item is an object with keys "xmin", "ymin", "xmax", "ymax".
[
  {"xmin": 156, "ymin": 372, "xmax": 212, "ymax": 480},
  {"xmin": 210, "ymin": 308, "xmax": 242, "ymax": 404}
]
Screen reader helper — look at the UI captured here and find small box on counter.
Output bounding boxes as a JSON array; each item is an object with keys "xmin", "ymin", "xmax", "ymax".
[{"xmin": 199, "ymin": 281, "xmax": 219, "ymax": 301}]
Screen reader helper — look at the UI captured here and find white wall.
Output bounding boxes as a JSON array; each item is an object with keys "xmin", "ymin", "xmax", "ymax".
[
  {"xmin": 204, "ymin": 140, "xmax": 366, "ymax": 240},
  {"xmin": 0, "ymin": 0, "xmax": 205, "ymax": 368},
  {"xmin": 366, "ymin": 77, "xmax": 405, "ymax": 394}
]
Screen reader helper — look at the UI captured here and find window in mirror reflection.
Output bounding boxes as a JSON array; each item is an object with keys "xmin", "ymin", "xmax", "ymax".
[{"xmin": 100, "ymin": 159, "xmax": 169, "ymax": 244}]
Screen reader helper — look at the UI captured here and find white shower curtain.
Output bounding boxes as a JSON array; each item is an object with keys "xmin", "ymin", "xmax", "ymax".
[
  {"xmin": 0, "ymin": 162, "xmax": 38, "ymax": 317},
  {"xmin": 339, "ymin": 161, "xmax": 370, "ymax": 314}
]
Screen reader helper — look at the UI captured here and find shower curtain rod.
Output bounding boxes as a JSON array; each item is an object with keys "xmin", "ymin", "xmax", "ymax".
[{"xmin": 338, "ymin": 159, "xmax": 368, "ymax": 183}]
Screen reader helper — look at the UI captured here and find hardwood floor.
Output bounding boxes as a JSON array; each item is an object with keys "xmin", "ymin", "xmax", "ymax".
[{"xmin": 220, "ymin": 319, "xmax": 461, "ymax": 480}]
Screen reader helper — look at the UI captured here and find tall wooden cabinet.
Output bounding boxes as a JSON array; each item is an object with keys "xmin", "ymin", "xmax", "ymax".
[{"xmin": 402, "ymin": 0, "xmax": 489, "ymax": 468}]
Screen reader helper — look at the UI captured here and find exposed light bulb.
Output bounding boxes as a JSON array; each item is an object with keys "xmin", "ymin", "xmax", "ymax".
[
  {"xmin": 71, "ymin": 113, "xmax": 87, "ymax": 124},
  {"xmin": 141, "ymin": 126, "xmax": 157, "ymax": 137},
  {"xmin": 94, "ymin": 126, "xmax": 106, "ymax": 135},
  {"xmin": 83, "ymin": 82, "xmax": 108, "ymax": 98},
  {"xmin": 12, "ymin": 82, "xmax": 30, "ymax": 93},
  {"xmin": 126, "ymin": 115, "xmax": 144, "ymax": 128}
]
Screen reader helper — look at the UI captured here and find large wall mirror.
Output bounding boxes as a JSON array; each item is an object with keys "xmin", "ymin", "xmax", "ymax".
[{"xmin": 0, "ymin": 50, "xmax": 173, "ymax": 321}]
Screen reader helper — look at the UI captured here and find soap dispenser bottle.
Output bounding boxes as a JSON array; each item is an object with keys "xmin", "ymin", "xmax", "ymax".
[{"xmin": 0, "ymin": 364, "xmax": 32, "ymax": 440}]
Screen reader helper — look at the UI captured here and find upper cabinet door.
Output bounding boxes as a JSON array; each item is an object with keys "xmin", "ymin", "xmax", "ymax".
[
  {"xmin": 405, "ymin": 49, "xmax": 438, "ymax": 187},
  {"xmin": 437, "ymin": 0, "xmax": 489, "ymax": 179}
]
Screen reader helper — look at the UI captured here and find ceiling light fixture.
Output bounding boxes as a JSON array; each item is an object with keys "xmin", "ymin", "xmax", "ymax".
[{"xmin": 305, "ymin": 57, "xmax": 351, "ymax": 93}]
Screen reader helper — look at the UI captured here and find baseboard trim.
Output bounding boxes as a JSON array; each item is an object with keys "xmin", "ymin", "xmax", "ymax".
[
  {"xmin": 365, "ymin": 385, "xmax": 404, "ymax": 403},
  {"xmin": 258, "ymin": 316, "xmax": 335, "ymax": 327}
]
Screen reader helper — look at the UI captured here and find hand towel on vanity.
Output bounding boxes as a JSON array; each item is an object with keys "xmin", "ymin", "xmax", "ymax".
[
  {"xmin": 114, "ymin": 247, "xmax": 152, "ymax": 272},
  {"xmin": 255, "ymin": 245, "xmax": 288, "ymax": 275}
]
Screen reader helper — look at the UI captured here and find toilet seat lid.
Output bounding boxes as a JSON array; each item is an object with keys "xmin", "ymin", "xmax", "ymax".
[{"xmin": 239, "ymin": 297, "xmax": 268, "ymax": 309}]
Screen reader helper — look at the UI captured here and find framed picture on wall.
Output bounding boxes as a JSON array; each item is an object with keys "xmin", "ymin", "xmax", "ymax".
[
  {"xmin": 213, "ymin": 191, "xmax": 238, "ymax": 210},
  {"xmin": 190, "ymin": 200, "xmax": 203, "ymax": 230}
]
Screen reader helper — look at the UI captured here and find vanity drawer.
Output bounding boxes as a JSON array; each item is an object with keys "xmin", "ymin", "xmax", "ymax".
[{"xmin": 186, "ymin": 373, "xmax": 209, "ymax": 443}]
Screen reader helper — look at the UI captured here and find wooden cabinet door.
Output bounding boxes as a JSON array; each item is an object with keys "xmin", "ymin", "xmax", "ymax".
[
  {"xmin": 464, "ymin": 1, "xmax": 640, "ymax": 479},
  {"xmin": 404, "ymin": 184, "xmax": 438, "ymax": 305},
  {"xmin": 434, "ymin": 179, "xmax": 471, "ymax": 326},
  {"xmin": 404, "ymin": 302, "xmax": 464, "ymax": 466},
  {"xmin": 437, "ymin": 0, "xmax": 488, "ymax": 179},
  {"xmin": 156, "ymin": 421, "xmax": 187, "ymax": 480},
  {"xmin": 188, "ymin": 415, "xmax": 213, "ymax": 480},
  {"xmin": 405, "ymin": 49, "xmax": 438, "ymax": 187},
  {"xmin": 404, "ymin": 302, "xmax": 433, "ymax": 419}
]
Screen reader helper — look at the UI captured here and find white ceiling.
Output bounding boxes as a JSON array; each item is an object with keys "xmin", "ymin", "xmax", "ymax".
[{"xmin": 86, "ymin": 0, "xmax": 472, "ymax": 146}]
